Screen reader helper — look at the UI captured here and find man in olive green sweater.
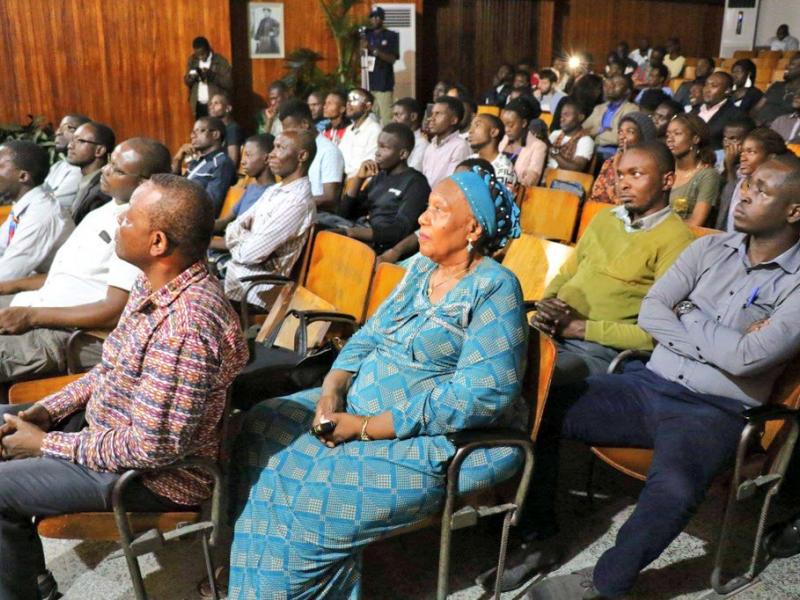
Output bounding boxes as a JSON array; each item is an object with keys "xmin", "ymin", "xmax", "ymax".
[
  {"xmin": 532, "ymin": 141, "xmax": 696, "ymax": 386},
  {"xmin": 478, "ymin": 140, "xmax": 696, "ymax": 593}
]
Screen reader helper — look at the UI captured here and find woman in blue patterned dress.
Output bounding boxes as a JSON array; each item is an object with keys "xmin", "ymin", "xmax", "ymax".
[{"xmin": 228, "ymin": 167, "xmax": 528, "ymax": 599}]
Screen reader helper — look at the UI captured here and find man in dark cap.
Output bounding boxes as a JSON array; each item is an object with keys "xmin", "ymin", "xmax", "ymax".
[{"xmin": 360, "ymin": 6, "xmax": 399, "ymax": 125}]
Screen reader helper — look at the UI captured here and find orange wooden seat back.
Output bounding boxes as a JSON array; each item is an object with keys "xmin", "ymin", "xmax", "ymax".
[
  {"xmin": 303, "ymin": 230, "xmax": 376, "ymax": 323},
  {"xmin": 477, "ymin": 105, "xmax": 501, "ymax": 117},
  {"xmin": 540, "ymin": 112, "xmax": 554, "ymax": 127},
  {"xmin": 545, "ymin": 168, "xmax": 594, "ymax": 195},
  {"xmin": 219, "ymin": 185, "xmax": 246, "ymax": 220},
  {"xmin": 575, "ymin": 200, "xmax": 611, "ymax": 241},
  {"xmin": 689, "ymin": 225, "xmax": 723, "ymax": 238},
  {"xmin": 789, "ymin": 143, "xmax": 800, "ymax": 158},
  {"xmin": 0, "ymin": 205, "xmax": 11, "ymax": 224},
  {"xmin": 502, "ymin": 233, "xmax": 574, "ymax": 301},
  {"xmin": 365, "ymin": 262, "xmax": 406, "ymax": 319},
  {"xmin": 519, "ymin": 187, "xmax": 580, "ymax": 243},
  {"xmin": 683, "ymin": 65, "xmax": 696, "ymax": 80}
]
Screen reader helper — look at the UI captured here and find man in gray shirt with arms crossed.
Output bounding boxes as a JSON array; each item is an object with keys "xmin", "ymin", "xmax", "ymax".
[{"xmin": 522, "ymin": 152, "xmax": 800, "ymax": 600}]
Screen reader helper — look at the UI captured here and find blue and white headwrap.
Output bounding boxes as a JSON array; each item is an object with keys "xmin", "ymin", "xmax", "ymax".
[{"xmin": 450, "ymin": 167, "xmax": 521, "ymax": 252}]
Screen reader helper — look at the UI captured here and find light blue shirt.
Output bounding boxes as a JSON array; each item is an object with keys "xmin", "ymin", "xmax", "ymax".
[{"xmin": 309, "ymin": 134, "xmax": 344, "ymax": 197}]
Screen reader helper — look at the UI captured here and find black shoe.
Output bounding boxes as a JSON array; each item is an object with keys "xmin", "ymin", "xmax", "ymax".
[
  {"xmin": 764, "ymin": 513, "xmax": 800, "ymax": 559},
  {"xmin": 476, "ymin": 537, "xmax": 563, "ymax": 593},
  {"xmin": 526, "ymin": 567, "xmax": 617, "ymax": 600},
  {"xmin": 37, "ymin": 570, "xmax": 59, "ymax": 600}
]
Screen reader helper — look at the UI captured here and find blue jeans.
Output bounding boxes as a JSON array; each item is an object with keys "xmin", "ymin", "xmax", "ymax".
[{"xmin": 522, "ymin": 361, "xmax": 746, "ymax": 597}]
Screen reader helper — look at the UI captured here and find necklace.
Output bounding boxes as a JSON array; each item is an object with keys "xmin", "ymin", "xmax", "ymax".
[{"xmin": 428, "ymin": 264, "xmax": 471, "ymax": 296}]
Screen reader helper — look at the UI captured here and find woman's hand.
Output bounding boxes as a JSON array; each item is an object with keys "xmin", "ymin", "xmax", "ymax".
[
  {"xmin": 314, "ymin": 393, "xmax": 344, "ymax": 429},
  {"xmin": 318, "ymin": 413, "xmax": 363, "ymax": 448}
]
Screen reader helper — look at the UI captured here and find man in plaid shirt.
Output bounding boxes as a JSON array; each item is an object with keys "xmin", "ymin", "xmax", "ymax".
[{"xmin": 0, "ymin": 174, "xmax": 248, "ymax": 599}]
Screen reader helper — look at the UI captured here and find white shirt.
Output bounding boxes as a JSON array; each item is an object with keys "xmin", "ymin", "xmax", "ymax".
[
  {"xmin": 408, "ymin": 129, "xmax": 430, "ymax": 172},
  {"xmin": 43, "ymin": 159, "xmax": 82, "ymax": 210},
  {"xmin": 628, "ymin": 48, "xmax": 651, "ymax": 69},
  {"xmin": 309, "ymin": 134, "xmax": 345, "ymax": 197},
  {"xmin": 339, "ymin": 114, "xmax": 382, "ymax": 177},
  {"xmin": 0, "ymin": 186, "xmax": 73, "ymax": 281},
  {"xmin": 11, "ymin": 200, "xmax": 140, "ymax": 308},
  {"xmin": 770, "ymin": 36, "xmax": 800, "ymax": 52},
  {"xmin": 224, "ymin": 177, "xmax": 315, "ymax": 307},
  {"xmin": 197, "ymin": 52, "xmax": 213, "ymax": 104},
  {"xmin": 468, "ymin": 152, "xmax": 518, "ymax": 188},
  {"xmin": 547, "ymin": 130, "xmax": 595, "ymax": 169}
]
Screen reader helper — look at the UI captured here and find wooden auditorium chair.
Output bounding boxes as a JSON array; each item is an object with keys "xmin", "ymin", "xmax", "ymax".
[
  {"xmin": 501, "ymin": 232, "xmax": 575, "ymax": 302},
  {"xmin": 6, "ymin": 375, "xmax": 232, "ymax": 600},
  {"xmin": 519, "ymin": 187, "xmax": 581, "ymax": 243},
  {"xmin": 544, "ymin": 168, "xmax": 595, "ymax": 194}
]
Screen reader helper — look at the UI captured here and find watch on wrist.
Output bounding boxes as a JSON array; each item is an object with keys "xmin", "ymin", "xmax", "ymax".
[{"xmin": 675, "ymin": 300, "xmax": 698, "ymax": 317}]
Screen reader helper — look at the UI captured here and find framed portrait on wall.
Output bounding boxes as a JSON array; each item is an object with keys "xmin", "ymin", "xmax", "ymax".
[{"xmin": 249, "ymin": 2, "xmax": 284, "ymax": 58}]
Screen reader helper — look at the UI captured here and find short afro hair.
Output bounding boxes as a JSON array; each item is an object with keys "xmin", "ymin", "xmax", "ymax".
[
  {"xmin": 380, "ymin": 122, "xmax": 415, "ymax": 152},
  {"xmin": 2, "ymin": 140, "xmax": 50, "ymax": 186},
  {"xmin": 434, "ymin": 95, "xmax": 465, "ymax": 123}
]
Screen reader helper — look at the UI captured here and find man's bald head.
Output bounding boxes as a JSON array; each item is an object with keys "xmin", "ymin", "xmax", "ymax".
[{"xmin": 124, "ymin": 137, "xmax": 172, "ymax": 178}]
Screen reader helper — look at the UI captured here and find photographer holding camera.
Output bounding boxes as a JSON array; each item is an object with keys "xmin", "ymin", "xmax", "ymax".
[
  {"xmin": 360, "ymin": 7, "xmax": 399, "ymax": 125},
  {"xmin": 184, "ymin": 36, "xmax": 233, "ymax": 119}
]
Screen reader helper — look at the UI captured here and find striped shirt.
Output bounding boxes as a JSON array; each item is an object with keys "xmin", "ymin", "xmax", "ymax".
[
  {"xmin": 40, "ymin": 262, "xmax": 248, "ymax": 506},
  {"xmin": 224, "ymin": 176, "xmax": 315, "ymax": 307}
]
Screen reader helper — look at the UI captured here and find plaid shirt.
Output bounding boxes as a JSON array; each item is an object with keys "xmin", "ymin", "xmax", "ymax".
[{"xmin": 40, "ymin": 261, "xmax": 248, "ymax": 506}]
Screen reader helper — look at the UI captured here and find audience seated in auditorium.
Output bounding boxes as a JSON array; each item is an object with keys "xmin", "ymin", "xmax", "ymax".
[
  {"xmin": 521, "ymin": 153, "xmax": 800, "ymax": 600},
  {"xmin": 652, "ymin": 99, "xmax": 684, "ymax": 141},
  {"xmin": 339, "ymin": 88, "xmax": 382, "ymax": 178},
  {"xmin": 183, "ymin": 36, "xmax": 232, "ymax": 120},
  {"xmin": 511, "ymin": 70, "xmax": 532, "ymax": 96},
  {"xmin": 330, "ymin": 123, "xmax": 430, "ymax": 254},
  {"xmin": 212, "ymin": 134, "xmax": 276, "ymax": 236},
  {"xmin": 279, "ymin": 99, "xmax": 344, "ymax": 211},
  {"xmin": 0, "ymin": 137, "xmax": 170, "ymax": 382},
  {"xmin": 730, "ymin": 59, "xmax": 764, "ymax": 113},
  {"xmin": 499, "ymin": 97, "xmax": 547, "ymax": 186},
  {"xmin": 534, "ymin": 69, "xmax": 566, "ymax": 114},
  {"xmin": 227, "ymin": 166, "xmax": 526, "ymax": 599},
  {"xmin": 634, "ymin": 64, "xmax": 672, "ymax": 103},
  {"xmin": 445, "ymin": 84, "xmax": 475, "ymax": 136},
  {"xmin": 306, "ymin": 89, "xmax": 326, "ymax": 130},
  {"xmin": 770, "ymin": 88, "xmax": 800, "ymax": 143},
  {"xmin": 43, "ymin": 114, "xmax": 89, "ymax": 211},
  {"xmin": 673, "ymin": 57, "xmax": 715, "ymax": 107},
  {"xmin": 628, "ymin": 38, "xmax": 651, "ymax": 70},
  {"xmin": 481, "ymin": 63, "xmax": 514, "ymax": 108},
  {"xmin": 67, "ymin": 121, "xmax": 115, "ymax": 225},
  {"xmin": 0, "ymin": 174, "xmax": 247, "ymax": 600},
  {"xmin": 663, "ymin": 37, "xmax": 685, "ymax": 80},
  {"xmin": 479, "ymin": 143, "xmax": 695, "ymax": 593},
  {"xmin": 207, "ymin": 92, "xmax": 244, "ymax": 166},
  {"xmin": 687, "ymin": 80, "xmax": 706, "ymax": 113},
  {"xmin": 604, "ymin": 53, "xmax": 627, "ymax": 79},
  {"xmin": 666, "ymin": 113, "xmax": 721, "ymax": 226},
  {"xmin": 583, "ymin": 74, "xmax": 638, "ymax": 157},
  {"xmin": 632, "ymin": 46, "xmax": 665, "ymax": 88},
  {"xmin": 719, "ymin": 116, "xmax": 756, "ymax": 182},
  {"xmin": 320, "ymin": 90, "xmax": 351, "ymax": 146},
  {"xmin": 392, "ymin": 97, "xmax": 429, "ymax": 172},
  {"xmin": 637, "ymin": 89, "xmax": 671, "ymax": 118},
  {"xmin": 422, "ymin": 96, "xmax": 471, "ymax": 187},
  {"xmin": 614, "ymin": 41, "xmax": 637, "ymax": 75},
  {"xmin": 769, "ymin": 23, "xmax": 800, "ymax": 52},
  {"xmin": 717, "ymin": 127, "xmax": 787, "ymax": 232},
  {"xmin": 219, "ymin": 130, "xmax": 315, "ymax": 311},
  {"xmin": 695, "ymin": 71, "xmax": 745, "ymax": 151},
  {"xmin": 431, "ymin": 80, "xmax": 452, "ymax": 102},
  {"xmin": 376, "ymin": 158, "xmax": 492, "ymax": 265},
  {"xmin": 468, "ymin": 113, "xmax": 518, "ymax": 187},
  {"xmin": 590, "ymin": 112, "xmax": 657, "ymax": 204},
  {"xmin": 256, "ymin": 80, "xmax": 290, "ymax": 138},
  {"xmin": 548, "ymin": 73, "xmax": 604, "ymax": 136},
  {"xmin": 754, "ymin": 55, "xmax": 800, "ymax": 126},
  {"xmin": 546, "ymin": 99, "xmax": 594, "ymax": 173},
  {"xmin": 171, "ymin": 117, "xmax": 236, "ymax": 216},
  {"xmin": 0, "ymin": 141, "xmax": 72, "ymax": 282}
]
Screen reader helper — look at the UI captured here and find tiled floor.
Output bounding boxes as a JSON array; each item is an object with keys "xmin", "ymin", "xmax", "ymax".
[{"xmin": 44, "ymin": 442, "xmax": 800, "ymax": 599}]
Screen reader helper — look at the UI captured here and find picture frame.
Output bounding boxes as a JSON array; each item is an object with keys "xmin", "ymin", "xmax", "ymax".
[{"xmin": 249, "ymin": 2, "xmax": 284, "ymax": 59}]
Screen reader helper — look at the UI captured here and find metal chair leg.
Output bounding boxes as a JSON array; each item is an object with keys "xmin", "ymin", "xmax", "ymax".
[
  {"xmin": 200, "ymin": 531, "xmax": 220, "ymax": 600},
  {"xmin": 494, "ymin": 511, "xmax": 515, "ymax": 599},
  {"xmin": 436, "ymin": 488, "xmax": 457, "ymax": 600},
  {"xmin": 586, "ymin": 453, "xmax": 597, "ymax": 504}
]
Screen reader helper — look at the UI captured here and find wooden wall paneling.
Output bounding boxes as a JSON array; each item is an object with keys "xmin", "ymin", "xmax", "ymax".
[
  {"xmin": 230, "ymin": 0, "xmax": 424, "ymax": 136},
  {"xmin": 555, "ymin": 0, "xmax": 724, "ymax": 72},
  {"xmin": 0, "ymin": 0, "xmax": 231, "ymax": 153}
]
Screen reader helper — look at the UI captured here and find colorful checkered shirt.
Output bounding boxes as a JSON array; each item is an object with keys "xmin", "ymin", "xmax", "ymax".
[{"xmin": 40, "ymin": 261, "xmax": 248, "ymax": 506}]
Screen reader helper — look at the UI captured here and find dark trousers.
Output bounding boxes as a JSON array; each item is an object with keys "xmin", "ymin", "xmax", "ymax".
[
  {"xmin": 521, "ymin": 362, "xmax": 746, "ymax": 597},
  {"xmin": 0, "ymin": 404, "xmax": 181, "ymax": 600}
]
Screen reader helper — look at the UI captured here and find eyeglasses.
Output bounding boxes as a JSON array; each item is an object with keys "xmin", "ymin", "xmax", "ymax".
[{"xmin": 73, "ymin": 137, "xmax": 102, "ymax": 146}]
